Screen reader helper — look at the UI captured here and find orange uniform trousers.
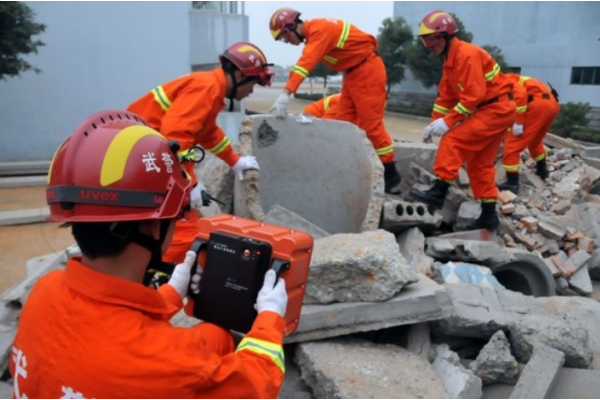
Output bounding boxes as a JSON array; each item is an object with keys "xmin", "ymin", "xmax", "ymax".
[
  {"xmin": 434, "ymin": 99, "xmax": 516, "ymax": 200},
  {"xmin": 503, "ymin": 95, "xmax": 560, "ymax": 170},
  {"xmin": 335, "ymin": 55, "xmax": 395, "ymax": 164}
]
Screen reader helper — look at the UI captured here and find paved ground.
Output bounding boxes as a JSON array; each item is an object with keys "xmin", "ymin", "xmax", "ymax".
[{"xmin": 0, "ymin": 84, "xmax": 430, "ymax": 294}]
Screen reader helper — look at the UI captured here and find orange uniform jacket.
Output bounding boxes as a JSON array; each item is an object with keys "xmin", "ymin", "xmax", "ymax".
[
  {"xmin": 303, "ymin": 93, "xmax": 341, "ymax": 118},
  {"xmin": 285, "ymin": 19, "xmax": 377, "ymax": 94},
  {"xmin": 128, "ymin": 68, "xmax": 240, "ymax": 180},
  {"xmin": 10, "ymin": 258, "xmax": 286, "ymax": 399},
  {"xmin": 507, "ymin": 73, "xmax": 554, "ymax": 125},
  {"xmin": 431, "ymin": 38, "xmax": 514, "ymax": 128}
]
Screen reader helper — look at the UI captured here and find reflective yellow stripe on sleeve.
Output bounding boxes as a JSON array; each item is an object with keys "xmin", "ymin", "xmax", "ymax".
[
  {"xmin": 336, "ymin": 21, "xmax": 350, "ymax": 48},
  {"xmin": 177, "ymin": 148, "xmax": 195, "ymax": 162},
  {"xmin": 323, "ymin": 55, "xmax": 338, "ymax": 64},
  {"xmin": 376, "ymin": 145, "xmax": 394, "ymax": 156},
  {"xmin": 433, "ymin": 104, "xmax": 451, "ymax": 115},
  {"xmin": 485, "ymin": 63, "xmax": 500, "ymax": 81},
  {"xmin": 516, "ymin": 105, "xmax": 528, "ymax": 113},
  {"xmin": 324, "ymin": 95, "xmax": 333, "ymax": 112},
  {"xmin": 533, "ymin": 152, "xmax": 546, "ymax": 162},
  {"xmin": 236, "ymin": 337, "xmax": 285, "ymax": 373},
  {"xmin": 152, "ymin": 86, "xmax": 172, "ymax": 112},
  {"xmin": 291, "ymin": 65, "xmax": 310, "ymax": 78},
  {"xmin": 454, "ymin": 102, "xmax": 473, "ymax": 116},
  {"xmin": 208, "ymin": 136, "xmax": 232, "ymax": 156},
  {"xmin": 519, "ymin": 76, "xmax": 530, "ymax": 85}
]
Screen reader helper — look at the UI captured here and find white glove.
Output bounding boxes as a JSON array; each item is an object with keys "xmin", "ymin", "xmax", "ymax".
[
  {"xmin": 428, "ymin": 118, "xmax": 450, "ymax": 137},
  {"xmin": 168, "ymin": 251, "xmax": 197, "ymax": 300},
  {"xmin": 190, "ymin": 265, "xmax": 203, "ymax": 295},
  {"xmin": 232, "ymin": 155, "xmax": 259, "ymax": 181},
  {"xmin": 269, "ymin": 92, "xmax": 290, "ymax": 118},
  {"xmin": 295, "ymin": 113, "xmax": 314, "ymax": 124},
  {"xmin": 512, "ymin": 123, "xmax": 524, "ymax": 137},
  {"xmin": 422, "ymin": 125, "xmax": 434, "ymax": 143},
  {"xmin": 190, "ymin": 182, "xmax": 206, "ymax": 209},
  {"xmin": 255, "ymin": 270, "xmax": 287, "ymax": 318}
]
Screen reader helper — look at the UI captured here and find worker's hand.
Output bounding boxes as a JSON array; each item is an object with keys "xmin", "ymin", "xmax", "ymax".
[
  {"xmin": 512, "ymin": 123, "xmax": 524, "ymax": 137},
  {"xmin": 422, "ymin": 125, "xmax": 434, "ymax": 143},
  {"xmin": 190, "ymin": 182, "xmax": 206, "ymax": 209},
  {"xmin": 428, "ymin": 118, "xmax": 450, "ymax": 137},
  {"xmin": 255, "ymin": 270, "xmax": 287, "ymax": 318},
  {"xmin": 270, "ymin": 92, "xmax": 290, "ymax": 118},
  {"xmin": 168, "ymin": 251, "xmax": 198, "ymax": 300},
  {"xmin": 189, "ymin": 265, "xmax": 203, "ymax": 295},
  {"xmin": 232, "ymin": 155, "xmax": 260, "ymax": 181}
]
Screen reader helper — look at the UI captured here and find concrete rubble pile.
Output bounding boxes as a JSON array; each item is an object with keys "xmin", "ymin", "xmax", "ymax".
[{"xmin": 1, "ymin": 116, "xmax": 600, "ymax": 398}]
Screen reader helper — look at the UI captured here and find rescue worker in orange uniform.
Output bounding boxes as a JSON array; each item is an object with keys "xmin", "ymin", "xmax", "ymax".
[
  {"xmin": 10, "ymin": 110, "xmax": 288, "ymax": 398},
  {"xmin": 304, "ymin": 93, "xmax": 341, "ymax": 119},
  {"xmin": 128, "ymin": 42, "xmax": 274, "ymax": 265},
  {"xmin": 269, "ymin": 8, "xmax": 402, "ymax": 194},
  {"xmin": 498, "ymin": 73, "xmax": 561, "ymax": 194},
  {"xmin": 408, "ymin": 10, "xmax": 516, "ymax": 231}
]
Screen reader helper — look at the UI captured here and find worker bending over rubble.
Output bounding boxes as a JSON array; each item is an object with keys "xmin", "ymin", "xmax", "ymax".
[
  {"xmin": 10, "ymin": 111, "xmax": 288, "ymax": 398},
  {"xmin": 128, "ymin": 42, "xmax": 273, "ymax": 266},
  {"xmin": 409, "ymin": 10, "xmax": 516, "ymax": 231},
  {"xmin": 498, "ymin": 73, "xmax": 561, "ymax": 194},
  {"xmin": 303, "ymin": 93, "xmax": 341, "ymax": 119},
  {"xmin": 268, "ymin": 7, "xmax": 402, "ymax": 194}
]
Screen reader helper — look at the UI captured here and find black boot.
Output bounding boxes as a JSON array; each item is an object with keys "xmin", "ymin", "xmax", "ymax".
[
  {"xmin": 409, "ymin": 179, "xmax": 449, "ymax": 209},
  {"xmin": 498, "ymin": 172, "xmax": 519, "ymax": 194},
  {"xmin": 536, "ymin": 158, "xmax": 549, "ymax": 180},
  {"xmin": 466, "ymin": 201, "xmax": 499, "ymax": 231},
  {"xmin": 384, "ymin": 162, "xmax": 402, "ymax": 194}
]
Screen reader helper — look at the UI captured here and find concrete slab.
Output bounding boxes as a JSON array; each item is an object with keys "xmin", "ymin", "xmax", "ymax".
[
  {"xmin": 509, "ymin": 344, "xmax": 564, "ymax": 399},
  {"xmin": 0, "ymin": 208, "xmax": 49, "ymax": 226},
  {"xmin": 285, "ymin": 274, "xmax": 449, "ymax": 343},
  {"xmin": 234, "ymin": 116, "xmax": 383, "ymax": 234},
  {"xmin": 264, "ymin": 204, "xmax": 329, "ymax": 239}
]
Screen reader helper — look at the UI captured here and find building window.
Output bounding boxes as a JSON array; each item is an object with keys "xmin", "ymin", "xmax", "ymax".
[
  {"xmin": 571, "ymin": 67, "xmax": 600, "ymax": 85},
  {"xmin": 191, "ymin": 1, "xmax": 238, "ymax": 14},
  {"xmin": 505, "ymin": 67, "xmax": 521, "ymax": 74}
]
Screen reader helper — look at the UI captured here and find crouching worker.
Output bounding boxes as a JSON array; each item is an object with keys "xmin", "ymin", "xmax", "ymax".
[{"xmin": 10, "ymin": 110, "xmax": 288, "ymax": 398}]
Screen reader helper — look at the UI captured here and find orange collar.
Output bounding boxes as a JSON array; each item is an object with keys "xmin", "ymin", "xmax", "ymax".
[
  {"xmin": 64, "ymin": 257, "xmax": 179, "ymax": 316},
  {"xmin": 444, "ymin": 37, "xmax": 460, "ymax": 68},
  {"xmin": 212, "ymin": 68, "xmax": 227, "ymax": 104}
]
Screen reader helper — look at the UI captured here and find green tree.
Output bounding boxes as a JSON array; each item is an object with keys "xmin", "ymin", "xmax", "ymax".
[
  {"xmin": 405, "ymin": 13, "xmax": 472, "ymax": 89},
  {"xmin": 0, "ymin": 2, "xmax": 46, "ymax": 80},
  {"xmin": 377, "ymin": 16, "xmax": 413, "ymax": 93},
  {"xmin": 310, "ymin": 62, "xmax": 339, "ymax": 89},
  {"xmin": 481, "ymin": 45, "xmax": 509, "ymax": 72},
  {"xmin": 551, "ymin": 102, "xmax": 591, "ymax": 137}
]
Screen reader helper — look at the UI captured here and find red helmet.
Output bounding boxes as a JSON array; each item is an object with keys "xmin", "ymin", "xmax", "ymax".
[
  {"xmin": 418, "ymin": 10, "xmax": 458, "ymax": 37},
  {"xmin": 219, "ymin": 42, "xmax": 274, "ymax": 87},
  {"xmin": 46, "ymin": 110, "xmax": 192, "ymax": 223},
  {"xmin": 269, "ymin": 7, "xmax": 301, "ymax": 41}
]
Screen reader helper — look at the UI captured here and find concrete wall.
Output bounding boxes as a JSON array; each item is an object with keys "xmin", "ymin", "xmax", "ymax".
[
  {"xmin": 392, "ymin": 2, "xmax": 600, "ymax": 107},
  {"xmin": 0, "ymin": 2, "xmax": 248, "ymax": 162}
]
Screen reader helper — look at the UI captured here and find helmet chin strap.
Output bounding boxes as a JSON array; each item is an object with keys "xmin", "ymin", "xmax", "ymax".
[
  {"xmin": 111, "ymin": 220, "xmax": 175, "ymax": 279},
  {"xmin": 226, "ymin": 72, "xmax": 257, "ymax": 111}
]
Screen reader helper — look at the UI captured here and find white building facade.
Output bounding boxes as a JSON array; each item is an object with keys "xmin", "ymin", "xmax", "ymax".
[{"xmin": 0, "ymin": 1, "xmax": 248, "ymax": 161}]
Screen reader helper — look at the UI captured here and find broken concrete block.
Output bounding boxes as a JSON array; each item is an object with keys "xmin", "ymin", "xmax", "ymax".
[
  {"xmin": 381, "ymin": 199, "xmax": 442, "ymax": 232},
  {"xmin": 520, "ymin": 217, "xmax": 539, "ymax": 232},
  {"xmin": 438, "ymin": 229, "xmax": 499, "ymax": 243},
  {"xmin": 306, "ymin": 230, "xmax": 418, "ymax": 304},
  {"xmin": 295, "ymin": 339, "xmax": 448, "ymax": 399},
  {"xmin": 588, "ymin": 248, "xmax": 600, "ymax": 280},
  {"xmin": 509, "ymin": 344, "xmax": 564, "ymax": 399},
  {"xmin": 425, "ymin": 238, "xmax": 511, "ymax": 265},
  {"xmin": 508, "ymin": 314, "xmax": 592, "ymax": 369},
  {"xmin": 264, "ymin": 204, "xmax": 329, "ymax": 240},
  {"xmin": 568, "ymin": 265, "xmax": 593, "ymax": 295},
  {"xmin": 577, "ymin": 236, "xmax": 595, "ymax": 253},
  {"xmin": 431, "ymin": 344, "xmax": 483, "ymax": 399},
  {"xmin": 542, "ymin": 257, "xmax": 561, "ymax": 278},
  {"xmin": 286, "ymin": 274, "xmax": 448, "ymax": 343},
  {"xmin": 409, "ymin": 161, "xmax": 436, "ymax": 185},
  {"xmin": 538, "ymin": 217, "xmax": 567, "ymax": 240},
  {"xmin": 551, "ymin": 200, "xmax": 572, "ymax": 215},
  {"xmin": 469, "ymin": 330, "xmax": 519, "ymax": 385},
  {"xmin": 406, "ymin": 323, "xmax": 431, "ymax": 358},
  {"xmin": 498, "ymin": 190, "xmax": 517, "ymax": 204},
  {"xmin": 490, "ymin": 251, "xmax": 556, "ymax": 297},
  {"xmin": 441, "ymin": 262, "xmax": 504, "ymax": 290},
  {"xmin": 396, "ymin": 227, "xmax": 435, "ymax": 276},
  {"xmin": 572, "ymin": 203, "xmax": 600, "ymax": 241},
  {"xmin": 234, "ymin": 116, "xmax": 384, "ymax": 234},
  {"xmin": 455, "ymin": 201, "xmax": 481, "ymax": 231},
  {"xmin": 567, "ymin": 249, "xmax": 592, "ymax": 272},
  {"xmin": 521, "ymin": 168, "xmax": 546, "ymax": 191}
]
